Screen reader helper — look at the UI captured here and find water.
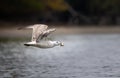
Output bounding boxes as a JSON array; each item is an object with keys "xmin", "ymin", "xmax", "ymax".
[{"xmin": 0, "ymin": 34, "xmax": 120, "ymax": 78}]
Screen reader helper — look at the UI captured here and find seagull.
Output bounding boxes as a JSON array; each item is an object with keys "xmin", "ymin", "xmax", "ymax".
[{"xmin": 18, "ymin": 24, "xmax": 64, "ymax": 48}]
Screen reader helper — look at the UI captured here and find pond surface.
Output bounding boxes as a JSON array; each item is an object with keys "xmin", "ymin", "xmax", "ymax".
[{"xmin": 0, "ymin": 34, "xmax": 120, "ymax": 78}]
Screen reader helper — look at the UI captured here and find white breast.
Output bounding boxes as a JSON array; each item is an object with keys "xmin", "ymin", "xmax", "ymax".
[{"xmin": 35, "ymin": 41, "xmax": 55, "ymax": 48}]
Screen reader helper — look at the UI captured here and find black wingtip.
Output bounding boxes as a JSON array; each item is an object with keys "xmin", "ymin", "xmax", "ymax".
[
  {"xmin": 17, "ymin": 27, "xmax": 23, "ymax": 30},
  {"xmin": 24, "ymin": 44, "xmax": 30, "ymax": 46}
]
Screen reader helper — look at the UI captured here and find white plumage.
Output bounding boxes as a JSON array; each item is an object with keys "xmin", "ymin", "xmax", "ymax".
[{"xmin": 18, "ymin": 24, "xmax": 64, "ymax": 48}]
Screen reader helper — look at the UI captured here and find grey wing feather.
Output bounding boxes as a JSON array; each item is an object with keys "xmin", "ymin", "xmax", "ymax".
[
  {"xmin": 32, "ymin": 24, "xmax": 48, "ymax": 42},
  {"xmin": 17, "ymin": 24, "xmax": 48, "ymax": 42},
  {"xmin": 43, "ymin": 28, "xmax": 56, "ymax": 36},
  {"xmin": 39, "ymin": 28, "xmax": 56, "ymax": 40}
]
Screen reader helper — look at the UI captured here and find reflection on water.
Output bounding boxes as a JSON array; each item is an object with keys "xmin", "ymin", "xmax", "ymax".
[{"xmin": 0, "ymin": 34, "xmax": 120, "ymax": 78}]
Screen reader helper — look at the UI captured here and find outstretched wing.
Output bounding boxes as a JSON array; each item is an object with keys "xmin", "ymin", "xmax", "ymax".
[
  {"xmin": 18, "ymin": 24, "xmax": 56, "ymax": 42},
  {"xmin": 39, "ymin": 28, "xmax": 56, "ymax": 40},
  {"xmin": 32, "ymin": 24, "xmax": 48, "ymax": 42}
]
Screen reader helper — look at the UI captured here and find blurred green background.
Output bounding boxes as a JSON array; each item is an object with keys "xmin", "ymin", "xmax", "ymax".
[{"xmin": 0, "ymin": 0, "xmax": 120, "ymax": 25}]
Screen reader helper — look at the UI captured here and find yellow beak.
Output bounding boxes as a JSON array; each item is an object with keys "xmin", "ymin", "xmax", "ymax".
[{"xmin": 60, "ymin": 42, "xmax": 64, "ymax": 46}]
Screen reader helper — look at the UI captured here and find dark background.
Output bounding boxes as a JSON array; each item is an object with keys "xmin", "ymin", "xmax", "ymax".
[{"xmin": 0, "ymin": 0, "xmax": 120, "ymax": 26}]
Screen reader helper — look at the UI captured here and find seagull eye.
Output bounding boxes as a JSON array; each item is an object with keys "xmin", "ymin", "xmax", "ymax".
[{"xmin": 56, "ymin": 41, "xmax": 59, "ymax": 43}]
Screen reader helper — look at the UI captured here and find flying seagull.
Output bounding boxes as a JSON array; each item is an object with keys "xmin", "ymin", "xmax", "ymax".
[{"xmin": 18, "ymin": 24, "xmax": 64, "ymax": 48}]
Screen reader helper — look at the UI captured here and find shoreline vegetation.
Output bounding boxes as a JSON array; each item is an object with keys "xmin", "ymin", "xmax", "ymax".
[
  {"xmin": 0, "ymin": 23, "xmax": 120, "ymax": 42},
  {"xmin": 0, "ymin": 25, "xmax": 120, "ymax": 38}
]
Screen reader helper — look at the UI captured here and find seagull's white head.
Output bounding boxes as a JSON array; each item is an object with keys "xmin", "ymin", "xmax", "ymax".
[{"xmin": 52, "ymin": 41, "xmax": 64, "ymax": 46}]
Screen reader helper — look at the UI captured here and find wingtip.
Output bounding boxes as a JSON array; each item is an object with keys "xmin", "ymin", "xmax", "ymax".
[
  {"xmin": 51, "ymin": 28, "xmax": 56, "ymax": 31},
  {"xmin": 17, "ymin": 27, "xmax": 23, "ymax": 30},
  {"xmin": 53, "ymin": 28, "xmax": 56, "ymax": 31},
  {"xmin": 24, "ymin": 43, "xmax": 30, "ymax": 46}
]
